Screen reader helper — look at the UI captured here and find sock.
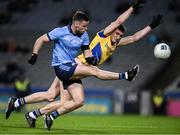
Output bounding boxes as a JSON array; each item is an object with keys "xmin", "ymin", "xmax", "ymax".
[
  {"xmin": 14, "ymin": 98, "xmax": 26, "ymax": 108},
  {"xmin": 50, "ymin": 111, "xmax": 60, "ymax": 120},
  {"xmin": 29, "ymin": 109, "xmax": 42, "ymax": 119},
  {"xmin": 119, "ymin": 72, "xmax": 128, "ymax": 80}
]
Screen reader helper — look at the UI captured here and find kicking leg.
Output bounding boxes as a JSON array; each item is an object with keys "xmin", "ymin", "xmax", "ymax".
[{"xmin": 71, "ymin": 64, "xmax": 139, "ymax": 81}]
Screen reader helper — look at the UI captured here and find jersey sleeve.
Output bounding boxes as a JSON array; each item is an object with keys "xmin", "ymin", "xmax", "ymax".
[
  {"xmin": 97, "ymin": 30, "xmax": 107, "ymax": 38},
  {"xmin": 82, "ymin": 32, "xmax": 90, "ymax": 46},
  {"xmin": 47, "ymin": 28, "xmax": 62, "ymax": 41}
]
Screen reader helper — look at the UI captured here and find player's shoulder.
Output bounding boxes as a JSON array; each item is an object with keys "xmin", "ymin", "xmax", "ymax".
[
  {"xmin": 97, "ymin": 30, "xmax": 107, "ymax": 38},
  {"xmin": 50, "ymin": 26, "xmax": 68, "ymax": 33},
  {"xmin": 81, "ymin": 31, "xmax": 89, "ymax": 38},
  {"xmin": 54, "ymin": 26, "xmax": 68, "ymax": 32}
]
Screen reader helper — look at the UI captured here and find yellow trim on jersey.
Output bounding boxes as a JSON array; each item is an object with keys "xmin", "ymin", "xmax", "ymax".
[{"xmin": 77, "ymin": 32, "xmax": 117, "ymax": 65}]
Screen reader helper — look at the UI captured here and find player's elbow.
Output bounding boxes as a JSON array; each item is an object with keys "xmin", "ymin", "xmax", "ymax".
[
  {"xmin": 131, "ymin": 35, "xmax": 139, "ymax": 43},
  {"xmin": 35, "ymin": 37, "xmax": 44, "ymax": 45},
  {"xmin": 36, "ymin": 34, "xmax": 49, "ymax": 44}
]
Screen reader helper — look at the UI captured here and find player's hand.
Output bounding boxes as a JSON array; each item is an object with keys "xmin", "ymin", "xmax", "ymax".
[
  {"xmin": 149, "ymin": 14, "xmax": 163, "ymax": 29},
  {"xmin": 85, "ymin": 56, "xmax": 98, "ymax": 66},
  {"xmin": 92, "ymin": 56, "xmax": 98, "ymax": 66},
  {"xmin": 28, "ymin": 53, "xmax": 38, "ymax": 65},
  {"xmin": 132, "ymin": 0, "xmax": 145, "ymax": 11}
]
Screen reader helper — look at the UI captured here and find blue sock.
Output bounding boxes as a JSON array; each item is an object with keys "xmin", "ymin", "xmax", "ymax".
[
  {"xmin": 119, "ymin": 73, "xmax": 126, "ymax": 80},
  {"xmin": 32, "ymin": 109, "xmax": 42, "ymax": 118},
  {"xmin": 50, "ymin": 111, "xmax": 60, "ymax": 120}
]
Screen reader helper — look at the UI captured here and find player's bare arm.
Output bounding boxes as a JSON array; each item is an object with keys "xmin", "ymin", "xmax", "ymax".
[
  {"xmin": 117, "ymin": 14, "xmax": 163, "ymax": 47},
  {"xmin": 103, "ymin": 7, "xmax": 134, "ymax": 37},
  {"xmin": 32, "ymin": 34, "xmax": 50, "ymax": 54},
  {"xmin": 28, "ymin": 34, "xmax": 50, "ymax": 65},
  {"xmin": 117, "ymin": 26, "xmax": 151, "ymax": 46},
  {"xmin": 103, "ymin": 0, "xmax": 145, "ymax": 36}
]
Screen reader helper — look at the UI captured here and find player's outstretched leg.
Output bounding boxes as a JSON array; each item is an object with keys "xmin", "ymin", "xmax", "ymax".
[
  {"xmin": 6, "ymin": 97, "xmax": 17, "ymax": 119},
  {"xmin": 44, "ymin": 114, "xmax": 53, "ymax": 131},
  {"xmin": 126, "ymin": 64, "xmax": 140, "ymax": 81},
  {"xmin": 25, "ymin": 112, "xmax": 36, "ymax": 128}
]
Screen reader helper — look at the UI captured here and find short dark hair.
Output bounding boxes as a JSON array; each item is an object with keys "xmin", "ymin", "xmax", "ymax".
[
  {"xmin": 118, "ymin": 24, "xmax": 126, "ymax": 33},
  {"xmin": 72, "ymin": 11, "xmax": 89, "ymax": 22}
]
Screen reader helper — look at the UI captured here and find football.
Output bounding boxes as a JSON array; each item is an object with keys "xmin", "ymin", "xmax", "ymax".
[{"xmin": 154, "ymin": 43, "xmax": 171, "ymax": 59}]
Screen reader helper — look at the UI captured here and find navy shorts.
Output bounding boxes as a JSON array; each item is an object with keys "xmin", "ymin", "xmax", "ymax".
[
  {"xmin": 54, "ymin": 62, "xmax": 82, "ymax": 89},
  {"xmin": 54, "ymin": 62, "xmax": 77, "ymax": 81},
  {"xmin": 62, "ymin": 79, "xmax": 82, "ymax": 89}
]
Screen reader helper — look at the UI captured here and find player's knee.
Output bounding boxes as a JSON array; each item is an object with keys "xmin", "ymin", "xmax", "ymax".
[
  {"xmin": 90, "ymin": 66, "xmax": 101, "ymax": 77},
  {"xmin": 93, "ymin": 67, "xmax": 101, "ymax": 78},
  {"xmin": 75, "ymin": 99, "xmax": 84, "ymax": 108},
  {"xmin": 46, "ymin": 93, "xmax": 56, "ymax": 102}
]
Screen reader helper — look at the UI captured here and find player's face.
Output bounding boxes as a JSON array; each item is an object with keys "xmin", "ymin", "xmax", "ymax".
[
  {"xmin": 110, "ymin": 29, "xmax": 124, "ymax": 43},
  {"xmin": 75, "ymin": 20, "xmax": 89, "ymax": 34}
]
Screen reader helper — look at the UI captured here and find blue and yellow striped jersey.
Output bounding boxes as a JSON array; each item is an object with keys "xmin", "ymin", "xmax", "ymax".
[{"xmin": 77, "ymin": 31, "xmax": 117, "ymax": 65}]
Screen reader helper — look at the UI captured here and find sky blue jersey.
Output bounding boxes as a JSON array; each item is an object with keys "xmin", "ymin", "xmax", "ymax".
[{"xmin": 47, "ymin": 25, "xmax": 90, "ymax": 66}]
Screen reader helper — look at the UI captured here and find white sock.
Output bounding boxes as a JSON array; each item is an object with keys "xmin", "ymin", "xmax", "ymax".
[
  {"xmin": 14, "ymin": 100, "xmax": 20, "ymax": 108},
  {"xmin": 29, "ymin": 112, "xmax": 37, "ymax": 119},
  {"xmin": 125, "ymin": 72, "xmax": 128, "ymax": 79},
  {"xmin": 50, "ymin": 115, "xmax": 54, "ymax": 120}
]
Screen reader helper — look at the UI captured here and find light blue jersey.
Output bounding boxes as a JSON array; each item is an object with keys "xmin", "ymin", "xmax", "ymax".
[{"xmin": 47, "ymin": 25, "xmax": 90, "ymax": 66}]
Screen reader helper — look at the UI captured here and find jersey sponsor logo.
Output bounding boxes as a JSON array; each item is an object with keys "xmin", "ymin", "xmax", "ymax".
[{"xmin": 105, "ymin": 43, "xmax": 114, "ymax": 53}]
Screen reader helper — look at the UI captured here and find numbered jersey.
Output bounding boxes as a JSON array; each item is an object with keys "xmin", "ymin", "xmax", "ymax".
[{"xmin": 77, "ymin": 31, "xmax": 117, "ymax": 65}]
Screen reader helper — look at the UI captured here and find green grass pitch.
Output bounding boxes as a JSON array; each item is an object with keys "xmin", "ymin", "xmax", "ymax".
[{"xmin": 0, "ymin": 113, "xmax": 180, "ymax": 134}]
